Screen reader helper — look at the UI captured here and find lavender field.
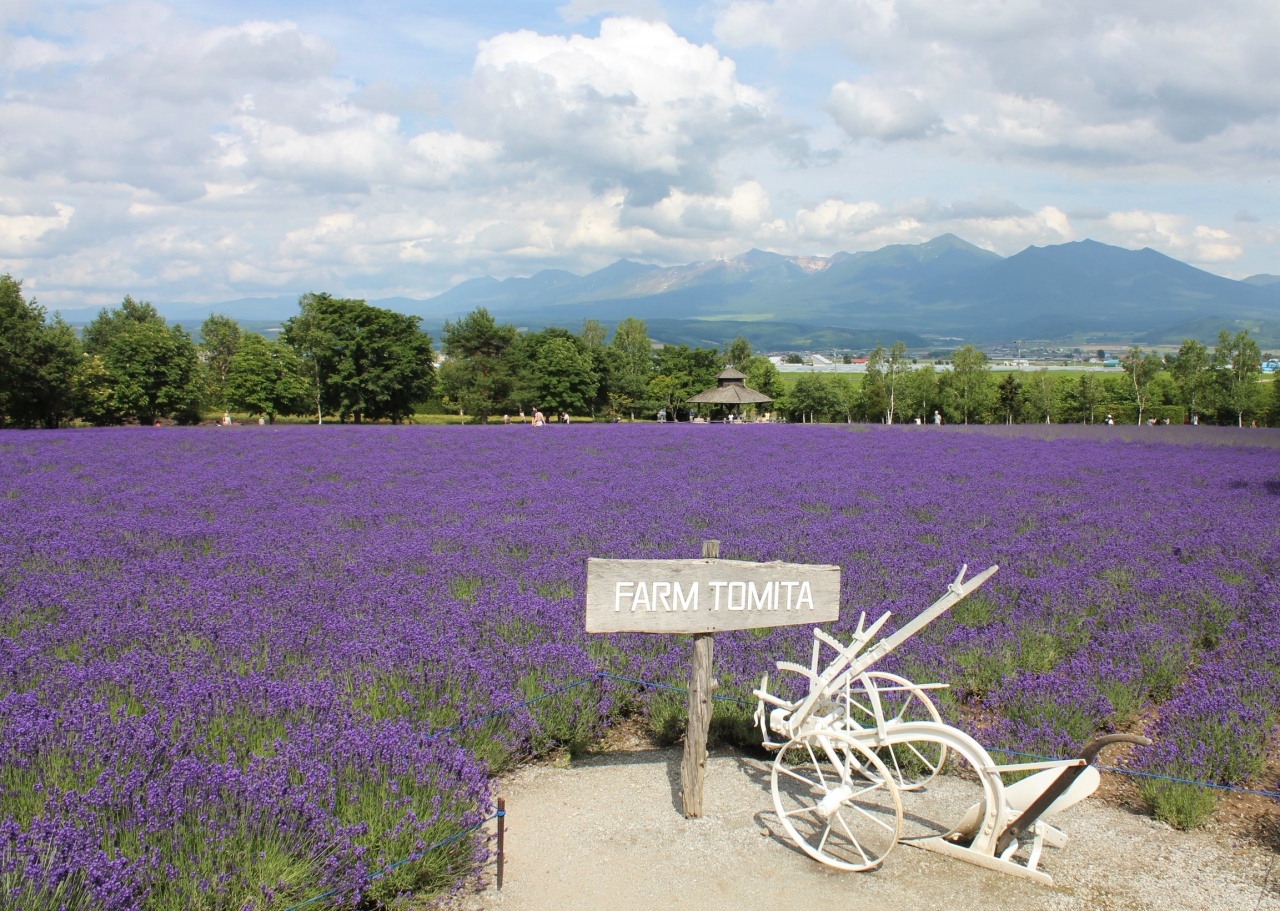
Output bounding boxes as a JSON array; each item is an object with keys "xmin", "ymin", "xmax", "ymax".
[{"xmin": 2, "ymin": 425, "xmax": 1278, "ymax": 910}]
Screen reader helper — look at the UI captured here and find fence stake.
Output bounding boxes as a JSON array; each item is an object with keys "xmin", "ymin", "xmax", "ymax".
[
  {"xmin": 681, "ymin": 539, "xmax": 719, "ymax": 818},
  {"xmin": 495, "ymin": 797, "xmax": 505, "ymax": 890}
]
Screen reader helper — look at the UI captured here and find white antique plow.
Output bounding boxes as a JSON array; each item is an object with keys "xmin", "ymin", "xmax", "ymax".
[{"xmin": 753, "ymin": 564, "xmax": 1150, "ymax": 884}]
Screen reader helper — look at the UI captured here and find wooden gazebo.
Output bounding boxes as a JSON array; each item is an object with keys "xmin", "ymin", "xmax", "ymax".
[{"xmin": 687, "ymin": 366, "xmax": 773, "ymax": 418}]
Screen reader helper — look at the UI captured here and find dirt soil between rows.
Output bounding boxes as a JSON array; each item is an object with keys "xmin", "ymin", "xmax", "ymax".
[{"xmin": 454, "ymin": 741, "xmax": 1278, "ymax": 911}]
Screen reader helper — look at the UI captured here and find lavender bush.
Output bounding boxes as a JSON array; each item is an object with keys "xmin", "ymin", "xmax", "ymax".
[{"xmin": 1, "ymin": 424, "xmax": 1276, "ymax": 906}]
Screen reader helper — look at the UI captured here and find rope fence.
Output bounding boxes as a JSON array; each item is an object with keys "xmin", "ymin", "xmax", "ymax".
[{"xmin": 278, "ymin": 669, "xmax": 1278, "ymax": 910}]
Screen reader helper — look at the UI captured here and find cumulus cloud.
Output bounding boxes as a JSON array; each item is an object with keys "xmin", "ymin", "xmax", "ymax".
[
  {"xmin": 826, "ymin": 80, "xmax": 942, "ymax": 141},
  {"xmin": 461, "ymin": 18, "xmax": 783, "ymax": 203},
  {"xmin": 0, "ymin": 202, "xmax": 74, "ymax": 256},
  {"xmin": 792, "ymin": 197, "xmax": 1072, "ymax": 254},
  {"xmin": 716, "ymin": 0, "xmax": 1280, "ymax": 173},
  {"xmin": 1099, "ymin": 211, "xmax": 1243, "ymax": 263}
]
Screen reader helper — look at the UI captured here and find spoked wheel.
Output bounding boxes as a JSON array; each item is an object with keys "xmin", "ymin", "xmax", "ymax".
[
  {"xmin": 843, "ymin": 673, "xmax": 948, "ymax": 791},
  {"xmin": 771, "ymin": 729, "xmax": 902, "ymax": 871}
]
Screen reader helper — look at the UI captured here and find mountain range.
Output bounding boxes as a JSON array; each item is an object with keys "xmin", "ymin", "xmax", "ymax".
[{"xmin": 52, "ymin": 235, "xmax": 1280, "ymax": 349}]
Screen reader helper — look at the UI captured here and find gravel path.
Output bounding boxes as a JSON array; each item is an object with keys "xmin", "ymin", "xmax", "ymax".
[{"xmin": 456, "ymin": 745, "xmax": 1278, "ymax": 911}]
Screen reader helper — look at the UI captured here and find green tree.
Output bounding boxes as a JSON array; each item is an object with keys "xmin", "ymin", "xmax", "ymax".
[
  {"xmin": 82, "ymin": 295, "xmax": 161, "ymax": 355},
  {"xmin": 437, "ymin": 307, "xmax": 517, "ymax": 422},
  {"xmin": 285, "ymin": 294, "xmax": 435, "ymax": 423},
  {"xmin": 0, "ymin": 275, "xmax": 83, "ymax": 428},
  {"xmin": 882, "ymin": 341, "xmax": 909, "ymax": 423},
  {"xmin": 1070, "ymin": 373, "xmax": 1103, "ymax": 424},
  {"xmin": 862, "ymin": 349, "xmax": 888, "ymax": 422},
  {"xmin": 1027, "ymin": 368, "xmax": 1057, "ymax": 423},
  {"xmin": 226, "ymin": 334, "xmax": 311, "ymax": 423},
  {"xmin": 281, "ymin": 293, "xmax": 332, "ymax": 424},
  {"xmin": 901, "ymin": 365, "xmax": 940, "ymax": 423},
  {"xmin": 609, "ymin": 317, "xmax": 655, "ymax": 419},
  {"xmin": 1122, "ymin": 345, "xmax": 1163, "ymax": 425},
  {"xmin": 829, "ymin": 375, "xmax": 860, "ymax": 423},
  {"xmin": 787, "ymin": 374, "xmax": 840, "ymax": 423},
  {"xmin": 745, "ymin": 357, "xmax": 785, "ymax": 402},
  {"xmin": 942, "ymin": 345, "xmax": 991, "ymax": 424},
  {"xmin": 1168, "ymin": 339, "xmax": 1214, "ymax": 423},
  {"xmin": 724, "ymin": 335, "xmax": 753, "ymax": 370},
  {"xmin": 996, "ymin": 372, "xmax": 1023, "ymax": 425},
  {"xmin": 578, "ymin": 319, "xmax": 612, "ymax": 415},
  {"xmin": 199, "ymin": 314, "xmax": 242, "ymax": 411},
  {"xmin": 579, "ymin": 318, "xmax": 608, "ymax": 349},
  {"xmin": 1213, "ymin": 329, "xmax": 1263, "ymax": 427},
  {"xmin": 518, "ymin": 331, "xmax": 598, "ymax": 415},
  {"xmin": 101, "ymin": 316, "xmax": 202, "ymax": 424},
  {"xmin": 649, "ymin": 344, "xmax": 722, "ymax": 420},
  {"xmin": 73, "ymin": 355, "xmax": 120, "ymax": 426}
]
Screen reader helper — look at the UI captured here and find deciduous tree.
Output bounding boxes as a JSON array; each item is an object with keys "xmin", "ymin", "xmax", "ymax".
[
  {"xmin": 0, "ymin": 275, "xmax": 83, "ymax": 428},
  {"xmin": 943, "ymin": 345, "xmax": 991, "ymax": 424},
  {"xmin": 1168, "ymin": 339, "xmax": 1213, "ymax": 423},
  {"xmin": 519, "ymin": 331, "xmax": 598, "ymax": 415},
  {"xmin": 609, "ymin": 317, "xmax": 655, "ymax": 419},
  {"xmin": 1122, "ymin": 345, "xmax": 1162, "ymax": 425},
  {"xmin": 226, "ymin": 334, "xmax": 311, "ymax": 423},
  {"xmin": 101, "ymin": 316, "xmax": 202, "ymax": 424},
  {"xmin": 285, "ymin": 294, "xmax": 435, "ymax": 423},
  {"xmin": 1214, "ymin": 329, "xmax": 1263, "ymax": 427},
  {"xmin": 199, "ymin": 314, "xmax": 242, "ymax": 411}
]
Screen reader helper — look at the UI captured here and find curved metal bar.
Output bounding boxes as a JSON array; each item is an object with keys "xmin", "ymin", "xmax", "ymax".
[{"xmin": 994, "ymin": 733, "xmax": 1153, "ymax": 856}]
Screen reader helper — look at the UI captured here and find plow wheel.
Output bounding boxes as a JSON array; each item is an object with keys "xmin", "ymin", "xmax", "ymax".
[
  {"xmin": 771, "ymin": 729, "xmax": 903, "ymax": 871},
  {"xmin": 847, "ymin": 672, "xmax": 949, "ymax": 791}
]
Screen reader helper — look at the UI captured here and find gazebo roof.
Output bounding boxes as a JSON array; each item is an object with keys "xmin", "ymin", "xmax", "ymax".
[
  {"xmin": 686, "ymin": 364, "xmax": 773, "ymax": 405},
  {"xmin": 687, "ymin": 384, "xmax": 774, "ymax": 404}
]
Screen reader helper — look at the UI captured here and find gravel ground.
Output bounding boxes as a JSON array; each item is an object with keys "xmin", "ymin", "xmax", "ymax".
[{"xmin": 454, "ymin": 745, "xmax": 1278, "ymax": 911}]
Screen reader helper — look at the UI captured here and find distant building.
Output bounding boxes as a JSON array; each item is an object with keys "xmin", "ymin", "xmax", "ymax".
[{"xmin": 810, "ymin": 354, "xmax": 833, "ymax": 366}]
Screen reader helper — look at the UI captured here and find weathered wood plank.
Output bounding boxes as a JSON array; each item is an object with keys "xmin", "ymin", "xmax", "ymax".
[
  {"xmin": 681, "ymin": 540, "xmax": 719, "ymax": 818},
  {"xmin": 585, "ymin": 557, "xmax": 840, "ymax": 634}
]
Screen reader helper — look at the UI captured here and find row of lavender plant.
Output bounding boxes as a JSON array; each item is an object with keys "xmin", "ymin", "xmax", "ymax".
[{"xmin": 1, "ymin": 425, "xmax": 1276, "ymax": 908}]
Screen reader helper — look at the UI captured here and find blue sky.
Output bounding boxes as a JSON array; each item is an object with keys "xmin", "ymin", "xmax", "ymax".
[{"xmin": 1, "ymin": 0, "xmax": 1277, "ymax": 306}]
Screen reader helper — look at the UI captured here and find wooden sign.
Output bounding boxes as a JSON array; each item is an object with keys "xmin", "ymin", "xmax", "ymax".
[{"xmin": 585, "ymin": 557, "xmax": 840, "ymax": 634}]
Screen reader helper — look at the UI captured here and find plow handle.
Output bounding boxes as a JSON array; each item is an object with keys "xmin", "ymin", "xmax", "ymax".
[{"xmin": 995, "ymin": 733, "xmax": 1152, "ymax": 856}]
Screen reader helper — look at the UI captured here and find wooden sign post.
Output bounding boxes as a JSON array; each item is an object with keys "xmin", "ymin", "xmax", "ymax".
[{"xmin": 584, "ymin": 542, "xmax": 840, "ymax": 818}]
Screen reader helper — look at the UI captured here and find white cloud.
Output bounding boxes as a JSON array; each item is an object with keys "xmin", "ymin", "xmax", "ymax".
[
  {"xmin": 791, "ymin": 197, "xmax": 1072, "ymax": 254},
  {"xmin": 0, "ymin": 202, "xmax": 73, "ymax": 255},
  {"xmin": 1098, "ymin": 211, "xmax": 1243, "ymax": 264},
  {"xmin": 716, "ymin": 0, "xmax": 1280, "ymax": 173},
  {"xmin": 463, "ymin": 18, "xmax": 782, "ymax": 202},
  {"xmin": 826, "ymin": 80, "xmax": 942, "ymax": 141},
  {"xmin": 557, "ymin": 0, "xmax": 666, "ymax": 23}
]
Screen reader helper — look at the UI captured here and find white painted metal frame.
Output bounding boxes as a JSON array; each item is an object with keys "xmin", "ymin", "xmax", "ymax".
[{"xmin": 754, "ymin": 564, "xmax": 1104, "ymax": 886}]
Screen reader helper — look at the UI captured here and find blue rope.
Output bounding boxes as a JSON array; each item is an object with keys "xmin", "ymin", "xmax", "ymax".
[{"xmin": 598, "ymin": 672, "xmax": 756, "ymax": 706}]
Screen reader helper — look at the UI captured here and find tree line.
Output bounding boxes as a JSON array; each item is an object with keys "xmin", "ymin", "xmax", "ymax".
[
  {"xmin": 785, "ymin": 336, "xmax": 1275, "ymax": 427},
  {"xmin": 0, "ymin": 280, "xmax": 435, "ymax": 427},
  {"xmin": 1, "ymin": 273, "xmax": 1275, "ymax": 428}
]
